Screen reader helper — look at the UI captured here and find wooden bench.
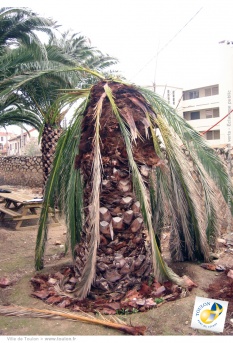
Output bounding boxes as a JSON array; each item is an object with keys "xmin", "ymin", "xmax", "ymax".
[
  {"xmin": 0, "ymin": 191, "xmax": 61, "ymax": 229},
  {"xmin": 0, "ymin": 205, "xmax": 60, "ymax": 229},
  {"xmin": 0, "ymin": 206, "xmax": 22, "ymax": 219}
]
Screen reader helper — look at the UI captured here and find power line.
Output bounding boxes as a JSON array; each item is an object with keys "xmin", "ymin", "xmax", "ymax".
[
  {"xmin": 131, "ymin": 7, "xmax": 203, "ymax": 81},
  {"xmin": 200, "ymin": 109, "xmax": 233, "ymax": 136}
]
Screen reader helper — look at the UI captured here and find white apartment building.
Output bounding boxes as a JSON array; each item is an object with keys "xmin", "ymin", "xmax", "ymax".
[
  {"xmin": 148, "ymin": 41, "xmax": 233, "ymax": 148},
  {"xmin": 180, "ymin": 41, "xmax": 233, "ymax": 148},
  {"xmin": 181, "ymin": 83, "xmax": 221, "ymax": 146}
]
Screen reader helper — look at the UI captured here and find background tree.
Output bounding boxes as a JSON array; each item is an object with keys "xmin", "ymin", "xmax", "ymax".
[
  {"xmin": 0, "ymin": 8, "xmax": 118, "ymax": 187},
  {"xmin": 16, "ymin": 32, "xmax": 118, "ymax": 186},
  {"xmin": 35, "ymin": 76, "xmax": 233, "ymax": 300}
]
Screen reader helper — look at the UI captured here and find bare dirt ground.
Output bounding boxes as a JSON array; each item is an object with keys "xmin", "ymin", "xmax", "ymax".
[{"xmin": 0, "ymin": 185, "xmax": 233, "ymax": 337}]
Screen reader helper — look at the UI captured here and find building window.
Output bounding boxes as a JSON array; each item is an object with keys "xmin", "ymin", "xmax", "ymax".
[
  {"xmin": 204, "ymin": 86, "xmax": 219, "ymax": 96},
  {"xmin": 205, "ymin": 108, "xmax": 219, "ymax": 118},
  {"xmin": 206, "ymin": 130, "xmax": 220, "ymax": 140},
  {"xmin": 190, "ymin": 111, "xmax": 200, "ymax": 120},
  {"xmin": 183, "ymin": 90, "xmax": 199, "ymax": 100},
  {"xmin": 212, "ymin": 86, "xmax": 219, "ymax": 95},
  {"xmin": 0, "ymin": 137, "xmax": 3, "ymax": 141},
  {"xmin": 167, "ymin": 90, "xmax": 170, "ymax": 104},
  {"xmin": 205, "ymin": 88, "xmax": 211, "ymax": 97},
  {"xmin": 0, "ymin": 143, "xmax": 3, "ymax": 150},
  {"xmin": 172, "ymin": 91, "xmax": 175, "ymax": 105},
  {"xmin": 189, "ymin": 90, "xmax": 199, "ymax": 99},
  {"xmin": 183, "ymin": 112, "xmax": 189, "ymax": 120},
  {"xmin": 15, "ymin": 143, "xmax": 17, "ymax": 150}
]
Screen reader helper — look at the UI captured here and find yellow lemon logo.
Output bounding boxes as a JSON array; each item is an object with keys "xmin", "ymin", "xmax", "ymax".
[{"xmin": 200, "ymin": 303, "xmax": 223, "ymax": 324}]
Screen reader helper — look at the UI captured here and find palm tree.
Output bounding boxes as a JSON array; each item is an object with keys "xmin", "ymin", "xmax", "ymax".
[
  {"xmin": 22, "ymin": 33, "xmax": 118, "ymax": 186},
  {"xmin": 0, "ymin": 12, "xmax": 118, "ymax": 186},
  {"xmin": 35, "ymin": 77, "xmax": 233, "ymax": 300}
]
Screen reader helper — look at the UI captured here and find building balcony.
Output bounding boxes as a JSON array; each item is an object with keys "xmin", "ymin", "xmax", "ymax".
[
  {"xmin": 185, "ymin": 118, "xmax": 220, "ymax": 132},
  {"xmin": 182, "ymin": 94, "xmax": 219, "ymax": 110}
]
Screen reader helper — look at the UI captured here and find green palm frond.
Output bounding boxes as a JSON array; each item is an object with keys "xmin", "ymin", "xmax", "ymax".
[
  {"xmin": 35, "ymin": 98, "xmax": 88, "ymax": 270},
  {"xmin": 0, "ymin": 66, "xmax": 105, "ymax": 100},
  {"xmin": 151, "ymin": 167, "xmax": 185, "ymax": 261},
  {"xmin": 0, "ymin": 105, "xmax": 42, "ymax": 130},
  {"xmin": 0, "ymin": 8, "xmax": 57, "ymax": 34},
  {"xmin": 35, "ymin": 130, "xmax": 69, "ymax": 270},
  {"xmin": 58, "ymin": 101, "xmax": 89, "ymax": 254},
  {"xmin": 0, "ymin": 7, "xmax": 57, "ymax": 58}
]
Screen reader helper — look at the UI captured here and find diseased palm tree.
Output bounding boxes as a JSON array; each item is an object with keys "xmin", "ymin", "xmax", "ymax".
[{"xmin": 35, "ymin": 76, "xmax": 233, "ymax": 300}]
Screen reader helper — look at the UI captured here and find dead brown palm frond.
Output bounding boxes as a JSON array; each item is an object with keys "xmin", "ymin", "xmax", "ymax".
[
  {"xmin": 0, "ymin": 305, "xmax": 146, "ymax": 336},
  {"xmin": 70, "ymin": 91, "xmax": 105, "ymax": 300}
]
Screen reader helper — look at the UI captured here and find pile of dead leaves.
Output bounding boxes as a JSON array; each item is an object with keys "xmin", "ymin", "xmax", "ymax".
[{"xmin": 30, "ymin": 266, "xmax": 191, "ymax": 315}]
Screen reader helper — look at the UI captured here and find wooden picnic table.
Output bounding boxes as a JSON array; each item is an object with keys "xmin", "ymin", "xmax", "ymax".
[{"xmin": 0, "ymin": 191, "xmax": 59, "ymax": 229}]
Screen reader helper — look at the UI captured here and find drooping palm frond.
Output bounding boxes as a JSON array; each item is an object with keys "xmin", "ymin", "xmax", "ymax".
[
  {"xmin": 35, "ymin": 96, "xmax": 89, "ymax": 270},
  {"xmin": 71, "ymin": 91, "xmax": 105, "ymax": 299},
  {"xmin": 0, "ymin": 65, "xmax": 105, "ymax": 100},
  {"xmin": 35, "ymin": 130, "xmax": 69, "ymax": 270},
  {"xmin": 0, "ymin": 105, "xmax": 42, "ymax": 130},
  {"xmin": 156, "ymin": 114, "xmax": 211, "ymax": 261}
]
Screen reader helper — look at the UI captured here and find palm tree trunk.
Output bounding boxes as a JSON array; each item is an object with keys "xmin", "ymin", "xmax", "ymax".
[
  {"xmin": 74, "ymin": 155, "xmax": 153, "ymax": 294},
  {"xmin": 41, "ymin": 123, "xmax": 63, "ymax": 188}
]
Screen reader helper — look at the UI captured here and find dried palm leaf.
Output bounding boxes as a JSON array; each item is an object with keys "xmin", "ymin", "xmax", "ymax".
[
  {"xmin": 71, "ymin": 91, "xmax": 105, "ymax": 299},
  {"xmin": 0, "ymin": 305, "xmax": 146, "ymax": 335}
]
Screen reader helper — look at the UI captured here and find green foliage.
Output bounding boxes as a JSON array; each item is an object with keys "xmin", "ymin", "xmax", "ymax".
[
  {"xmin": 116, "ymin": 308, "xmax": 139, "ymax": 315},
  {"xmin": 154, "ymin": 298, "xmax": 164, "ymax": 304}
]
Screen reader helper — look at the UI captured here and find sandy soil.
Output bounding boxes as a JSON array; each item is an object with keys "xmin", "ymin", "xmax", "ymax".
[{"xmin": 0, "ymin": 185, "xmax": 233, "ymax": 337}]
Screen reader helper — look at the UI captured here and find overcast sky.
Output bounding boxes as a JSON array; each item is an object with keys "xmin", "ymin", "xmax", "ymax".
[{"xmin": 5, "ymin": 0, "xmax": 233, "ymax": 88}]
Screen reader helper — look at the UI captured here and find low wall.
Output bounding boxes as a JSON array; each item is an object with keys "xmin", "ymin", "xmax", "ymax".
[
  {"xmin": 0, "ymin": 147, "xmax": 232, "ymax": 189},
  {"xmin": 0, "ymin": 156, "xmax": 43, "ymax": 188}
]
